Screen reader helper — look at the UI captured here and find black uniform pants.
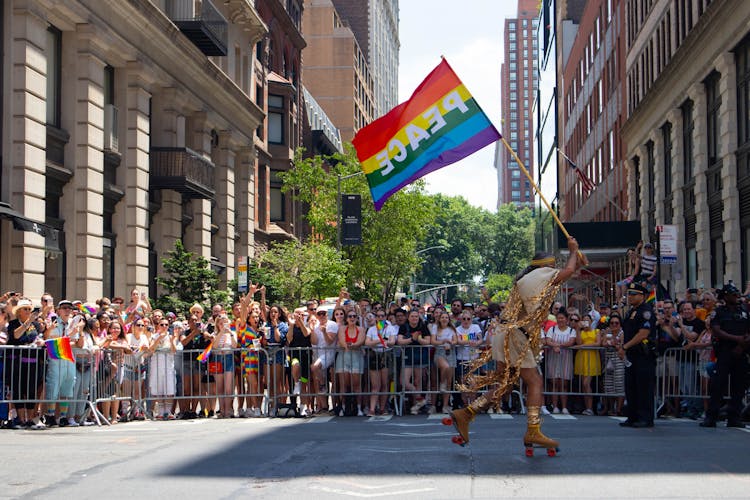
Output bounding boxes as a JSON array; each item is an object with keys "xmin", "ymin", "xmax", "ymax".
[
  {"xmin": 624, "ymin": 354, "xmax": 656, "ymax": 424},
  {"xmin": 707, "ymin": 350, "xmax": 749, "ymax": 420}
]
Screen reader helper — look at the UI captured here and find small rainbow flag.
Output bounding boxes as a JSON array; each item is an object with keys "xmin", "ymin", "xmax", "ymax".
[
  {"xmin": 646, "ymin": 288, "xmax": 656, "ymax": 304},
  {"xmin": 196, "ymin": 342, "xmax": 213, "ymax": 363},
  {"xmin": 352, "ymin": 58, "xmax": 500, "ymax": 210},
  {"xmin": 376, "ymin": 320, "xmax": 387, "ymax": 332},
  {"xmin": 45, "ymin": 337, "xmax": 75, "ymax": 363},
  {"xmin": 78, "ymin": 303, "xmax": 97, "ymax": 315}
]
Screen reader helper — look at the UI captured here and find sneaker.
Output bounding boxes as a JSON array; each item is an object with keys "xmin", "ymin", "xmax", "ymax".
[
  {"xmin": 30, "ymin": 418, "xmax": 46, "ymax": 430},
  {"xmin": 409, "ymin": 399, "xmax": 426, "ymax": 414},
  {"xmin": 58, "ymin": 417, "xmax": 69, "ymax": 427},
  {"xmin": 562, "ymin": 408, "xmax": 570, "ymax": 415},
  {"xmin": 11, "ymin": 418, "xmax": 23, "ymax": 430},
  {"xmin": 44, "ymin": 415, "xmax": 58, "ymax": 427},
  {"xmin": 167, "ymin": 413, "xmax": 176, "ymax": 420},
  {"xmin": 553, "ymin": 407, "xmax": 561, "ymax": 414},
  {"xmin": 304, "ymin": 407, "xmax": 313, "ymax": 417},
  {"xmin": 82, "ymin": 420, "xmax": 95, "ymax": 426},
  {"xmin": 582, "ymin": 409, "xmax": 594, "ymax": 416},
  {"xmin": 542, "ymin": 406, "xmax": 551, "ymax": 416},
  {"xmin": 67, "ymin": 418, "xmax": 80, "ymax": 427},
  {"xmin": 442, "ymin": 407, "xmax": 451, "ymax": 415},
  {"xmin": 238, "ymin": 408, "xmax": 246, "ymax": 418},
  {"xmin": 293, "ymin": 382, "xmax": 301, "ymax": 395},
  {"xmin": 357, "ymin": 408, "xmax": 365, "ymax": 417}
]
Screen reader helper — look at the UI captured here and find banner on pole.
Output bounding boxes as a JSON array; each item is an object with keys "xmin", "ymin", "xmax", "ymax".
[
  {"xmin": 237, "ymin": 256, "xmax": 248, "ymax": 292},
  {"xmin": 656, "ymin": 225, "xmax": 678, "ymax": 264}
]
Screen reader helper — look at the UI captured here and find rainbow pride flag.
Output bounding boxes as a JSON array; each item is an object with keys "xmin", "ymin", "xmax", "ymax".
[
  {"xmin": 646, "ymin": 288, "xmax": 656, "ymax": 304},
  {"xmin": 376, "ymin": 320, "xmax": 387, "ymax": 332},
  {"xmin": 78, "ymin": 303, "xmax": 97, "ymax": 315},
  {"xmin": 45, "ymin": 337, "xmax": 75, "ymax": 363},
  {"xmin": 196, "ymin": 342, "xmax": 213, "ymax": 363},
  {"xmin": 352, "ymin": 58, "xmax": 501, "ymax": 210}
]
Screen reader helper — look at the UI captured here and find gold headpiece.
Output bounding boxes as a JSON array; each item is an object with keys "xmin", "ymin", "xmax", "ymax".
[{"xmin": 530, "ymin": 256, "xmax": 556, "ymax": 267}]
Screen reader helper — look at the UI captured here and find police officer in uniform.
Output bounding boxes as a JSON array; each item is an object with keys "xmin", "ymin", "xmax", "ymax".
[
  {"xmin": 700, "ymin": 282, "xmax": 750, "ymax": 428},
  {"xmin": 617, "ymin": 283, "xmax": 657, "ymax": 428}
]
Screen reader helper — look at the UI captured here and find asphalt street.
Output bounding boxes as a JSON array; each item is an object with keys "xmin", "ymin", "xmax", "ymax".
[{"xmin": 2, "ymin": 413, "xmax": 749, "ymax": 499}]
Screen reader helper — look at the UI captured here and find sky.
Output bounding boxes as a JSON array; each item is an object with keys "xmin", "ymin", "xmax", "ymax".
[{"xmin": 397, "ymin": 1, "xmax": 523, "ymax": 212}]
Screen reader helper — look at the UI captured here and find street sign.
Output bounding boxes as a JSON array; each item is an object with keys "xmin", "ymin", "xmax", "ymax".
[
  {"xmin": 656, "ymin": 225, "xmax": 678, "ymax": 264},
  {"xmin": 237, "ymin": 256, "xmax": 248, "ymax": 292}
]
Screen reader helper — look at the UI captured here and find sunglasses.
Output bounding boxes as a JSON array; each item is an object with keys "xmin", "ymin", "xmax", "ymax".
[
  {"xmin": 347, "ymin": 315, "xmax": 357, "ymax": 318},
  {"xmin": 316, "ymin": 311, "xmax": 327, "ymax": 316},
  {"xmin": 135, "ymin": 323, "xmax": 144, "ymax": 327},
  {"xmin": 159, "ymin": 323, "xmax": 169, "ymax": 327}
]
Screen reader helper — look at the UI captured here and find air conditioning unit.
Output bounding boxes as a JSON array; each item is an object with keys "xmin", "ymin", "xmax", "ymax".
[{"xmin": 104, "ymin": 104, "xmax": 119, "ymax": 153}]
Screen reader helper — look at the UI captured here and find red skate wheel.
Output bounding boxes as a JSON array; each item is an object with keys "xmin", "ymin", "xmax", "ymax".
[
  {"xmin": 547, "ymin": 448, "xmax": 557, "ymax": 457},
  {"xmin": 442, "ymin": 417, "xmax": 453, "ymax": 426},
  {"xmin": 451, "ymin": 435, "xmax": 465, "ymax": 446},
  {"xmin": 525, "ymin": 447, "xmax": 533, "ymax": 457}
]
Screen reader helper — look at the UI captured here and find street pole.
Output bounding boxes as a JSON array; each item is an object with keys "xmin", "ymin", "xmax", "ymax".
[
  {"xmin": 411, "ymin": 245, "xmax": 446, "ymax": 299},
  {"xmin": 337, "ymin": 171, "xmax": 364, "ymax": 252}
]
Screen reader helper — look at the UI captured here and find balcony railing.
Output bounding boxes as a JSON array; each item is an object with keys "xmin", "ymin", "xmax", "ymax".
[
  {"xmin": 166, "ymin": 0, "xmax": 228, "ymax": 56},
  {"xmin": 150, "ymin": 147, "xmax": 216, "ymax": 199}
]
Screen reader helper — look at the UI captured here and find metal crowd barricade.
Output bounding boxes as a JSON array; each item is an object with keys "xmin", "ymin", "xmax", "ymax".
[
  {"xmin": 655, "ymin": 346, "xmax": 736, "ymax": 417},
  {"xmin": 540, "ymin": 345, "xmax": 621, "ymax": 403},
  {"xmin": 0, "ymin": 345, "xmax": 103, "ymax": 426}
]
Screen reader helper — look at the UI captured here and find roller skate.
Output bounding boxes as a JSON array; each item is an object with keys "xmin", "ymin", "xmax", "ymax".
[
  {"xmin": 442, "ymin": 407, "xmax": 476, "ymax": 447},
  {"xmin": 523, "ymin": 406, "xmax": 559, "ymax": 457}
]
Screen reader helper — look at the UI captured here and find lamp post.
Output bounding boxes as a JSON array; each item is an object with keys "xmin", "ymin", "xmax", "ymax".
[{"xmin": 410, "ymin": 245, "xmax": 446, "ymax": 298}]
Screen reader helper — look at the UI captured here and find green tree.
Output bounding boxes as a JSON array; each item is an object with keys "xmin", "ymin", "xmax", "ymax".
[
  {"xmin": 483, "ymin": 272, "xmax": 515, "ymax": 302},
  {"xmin": 280, "ymin": 146, "xmax": 434, "ymax": 302},
  {"xmin": 479, "ymin": 203, "xmax": 535, "ymax": 277},
  {"xmin": 258, "ymin": 240, "xmax": 349, "ymax": 305},
  {"xmin": 155, "ymin": 240, "xmax": 233, "ymax": 315},
  {"xmin": 416, "ymin": 194, "xmax": 485, "ymax": 300}
]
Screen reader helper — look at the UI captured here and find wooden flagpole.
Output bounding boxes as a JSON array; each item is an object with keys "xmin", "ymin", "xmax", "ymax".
[{"xmin": 500, "ymin": 136, "xmax": 589, "ymax": 266}]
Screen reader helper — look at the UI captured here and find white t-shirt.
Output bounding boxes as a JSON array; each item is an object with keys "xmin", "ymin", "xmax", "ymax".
[
  {"xmin": 313, "ymin": 320, "xmax": 338, "ymax": 352},
  {"xmin": 543, "ymin": 325, "xmax": 576, "ymax": 345},
  {"xmin": 366, "ymin": 322, "xmax": 396, "ymax": 352},
  {"xmin": 456, "ymin": 324, "xmax": 483, "ymax": 361}
]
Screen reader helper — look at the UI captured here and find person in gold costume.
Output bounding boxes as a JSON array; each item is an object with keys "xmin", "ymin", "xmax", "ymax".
[{"xmin": 447, "ymin": 237, "xmax": 583, "ymax": 454}]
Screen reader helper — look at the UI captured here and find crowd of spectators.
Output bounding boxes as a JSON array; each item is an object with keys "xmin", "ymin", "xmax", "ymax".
[{"xmin": 1, "ymin": 251, "xmax": 748, "ymax": 429}]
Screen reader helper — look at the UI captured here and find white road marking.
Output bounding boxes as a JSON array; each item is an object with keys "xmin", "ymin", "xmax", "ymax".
[
  {"xmin": 549, "ymin": 414, "xmax": 577, "ymax": 420},
  {"xmin": 489, "ymin": 413, "xmax": 513, "ymax": 420},
  {"xmin": 366, "ymin": 415, "xmax": 392, "ymax": 422},
  {"xmin": 306, "ymin": 416, "xmax": 334, "ymax": 423}
]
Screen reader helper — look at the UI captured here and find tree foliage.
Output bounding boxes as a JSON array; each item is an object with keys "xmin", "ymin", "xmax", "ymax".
[
  {"xmin": 280, "ymin": 146, "xmax": 434, "ymax": 302},
  {"xmin": 483, "ymin": 272, "xmax": 515, "ymax": 302},
  {"xmin": 155, "ymin": 240, "xmax": 233, "ymax": 315},
  {"xmin": 478, "ymin": 204, "xmax": 535, "ymax": 277},
  {"xmin": 258, "ymin": 240, "xmax": 349, "ymax": 306}
]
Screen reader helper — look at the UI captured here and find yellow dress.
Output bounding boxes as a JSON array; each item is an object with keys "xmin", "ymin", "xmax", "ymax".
[{"xmin": 574, "ymin": 329, "xmax": 602, "ymax": 376}]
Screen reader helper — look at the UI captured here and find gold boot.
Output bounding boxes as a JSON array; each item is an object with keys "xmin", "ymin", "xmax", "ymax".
[
  {"xmin": 523, "ymin": 406, "xmax": 559, "ymax": 452},
  {"xmin": 449, "ymin": 396, "xmax": 491, "ymax": 445}
]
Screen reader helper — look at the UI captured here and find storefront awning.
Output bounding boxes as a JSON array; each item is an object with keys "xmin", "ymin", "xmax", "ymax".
[{"xmin": 0, "ymin": 202, "xmax": 59, "ymax": 240}]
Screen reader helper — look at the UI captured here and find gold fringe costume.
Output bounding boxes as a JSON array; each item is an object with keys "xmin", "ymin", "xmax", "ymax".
[{"xmin": 458, "ymin": 266, "xmax": 561, "ymax": 405}]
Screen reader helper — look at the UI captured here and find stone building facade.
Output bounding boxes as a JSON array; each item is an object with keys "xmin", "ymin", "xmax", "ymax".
[
  {"xmin": 621, "ymin": 0, "xmax": 750, "ymax": 291},
  {"xmin": 0, "ymin": 0, "xmax": 266, "ymax": 303}
]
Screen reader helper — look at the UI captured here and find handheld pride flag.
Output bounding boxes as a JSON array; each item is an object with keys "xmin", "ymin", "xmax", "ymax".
[
  {"xmin": 196, "ymin": 342, "xmax": 213, "ymax": 363},
  {"xmin": 352, "ymin": 58, "xmax": 501, "ymax": 210},
  {"xmin": 45, "ymin": 337, "xmax": 75, "ymax": 363},
  {"xmin": 376, "ymin": 320, "xmax": 387, "ymax": 332},
  {"xmin": 77, "ymin": 303, "xmax": 97, "ymax": 316},
  {"xmin": 646, "ymin": 288, "xmax": 656, "ymax": 304}
]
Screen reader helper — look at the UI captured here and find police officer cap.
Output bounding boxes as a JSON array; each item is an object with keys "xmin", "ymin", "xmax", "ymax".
[
  {"xmin": 720, "ymin": 282, "xmax": 740, "ymax": 295},
  {"xmin": 627, "ymin": 283, "xmax": 648, "ymax": 295}
]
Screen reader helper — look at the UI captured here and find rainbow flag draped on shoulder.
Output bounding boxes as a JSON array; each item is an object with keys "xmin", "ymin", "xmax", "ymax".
[{"xmin": 352, "ymin": 58, "xmax": 501, "ymax": 210}]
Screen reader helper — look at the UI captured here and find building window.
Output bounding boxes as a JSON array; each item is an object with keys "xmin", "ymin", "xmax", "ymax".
[
  {"xmin": 512, "ymin": 170, "xmax": 520, "ymax": 178},
  {"xmin": 46, "ymin": 26, "xmax": 62, "ymax": 127},
  {"xmin": 663, "ymin": 122, "xmax": 673, "ymax": 195},
  {"xmin": 270, "ymin": 169, "xmax": 285, "ymax": 222},
  {"xmin": 682, "ymin": 99, "xmax": 694, "ymax": 182},
  {"xmin": 268, "ymin": 94, "xmax": 284, "ymax": 144},
  {"xmin": 705, "ymin": 71, "xmax": 721, "ymax": 166}
]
